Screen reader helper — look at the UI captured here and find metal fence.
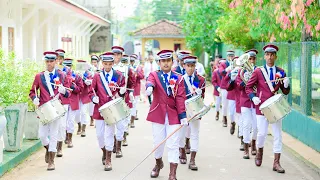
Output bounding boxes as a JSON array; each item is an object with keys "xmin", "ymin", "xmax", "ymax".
[{"xmin": 255, "ymin": 42, "xmax": 320, "ymax": 119}]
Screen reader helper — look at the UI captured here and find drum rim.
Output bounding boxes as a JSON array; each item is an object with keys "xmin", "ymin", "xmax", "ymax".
[
  {"xmin": 98, "ymin": 98, "xmax": 123, "ymax": 111},
  {"xmin": 260, "ymin": 94, "xmax": 283, "ymax": 109}
]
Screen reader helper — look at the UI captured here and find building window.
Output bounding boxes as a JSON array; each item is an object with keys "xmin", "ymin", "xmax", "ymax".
[
  {"xmin": 8, "ymin": 27, "xmax": 14, "ymax": 52},
  {"xmin": 0, "ymin": 26, "xmax": 2, "ymax": 49}
]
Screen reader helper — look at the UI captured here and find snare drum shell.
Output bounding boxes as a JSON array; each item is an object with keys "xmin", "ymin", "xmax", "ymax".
[
  {"xmin": 99, "ymin": 98, "xmax": 130, "ymax": 125},
  {"xmin": 36, "ymin": 99, "xmax": 66, "ymax": 125},
  {"xmin": 259, "ymin": 94, "xmax": 291, "ymax": 124},
  {"xmin": 185, "ymin": 95, "xmax": 205, "ymax": 119}
]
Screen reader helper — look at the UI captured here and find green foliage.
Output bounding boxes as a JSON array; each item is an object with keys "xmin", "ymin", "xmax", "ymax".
[{"xmin": 0, "ymin": 49, "xmax": 42, "ymax": 111}]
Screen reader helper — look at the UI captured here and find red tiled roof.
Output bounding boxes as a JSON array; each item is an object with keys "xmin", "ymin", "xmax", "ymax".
[{"xmin": 133, "ymin": 19, "xmax": 184, "ymax": 38}]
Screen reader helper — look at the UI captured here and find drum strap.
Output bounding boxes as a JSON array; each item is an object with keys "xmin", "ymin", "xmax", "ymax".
[
  {"xmin": 99, "ymin": 72, "xmax": 113, "ymax": 97},
  {"xmin": 44, "ymin": 71, "xmax": 55, "ymax": 97},
  {"xmin": 183, "ymin": 74, "xmax": 194, "ymax": 94},
  {"xmin": 260, "ymin": 67, "xmax": 275, "ymax": 93}
]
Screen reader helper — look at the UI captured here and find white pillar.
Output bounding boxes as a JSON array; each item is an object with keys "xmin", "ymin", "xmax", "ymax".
[
  {"xmin": 31, "ymin": 10, "xmax": 39, "ymax": 61},
  {"xmin": 14, "ymin": 0, "xmax": 23, "ymax": 60}
]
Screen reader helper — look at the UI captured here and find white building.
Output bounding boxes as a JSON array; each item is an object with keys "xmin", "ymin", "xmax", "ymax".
[{"xmin": 0, "ymin": 0, "xmax": 111, "ymax": 60}]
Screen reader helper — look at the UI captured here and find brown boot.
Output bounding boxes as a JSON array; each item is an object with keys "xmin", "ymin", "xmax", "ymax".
[
  {"xmin": 230, "ymin": 122, "xmax": 236, "ymax": 135},
  {"xmin": 179, "ymin": 148, "xmax": 187, "ymax": 164},
  {"xmin": 64, "ymin": 131, "xmax": 68, "ymax": 144},
  {"xmin": 116, "ymin": 141, "xmax": 123, "ymax": 158},
  {"xmin": 243, "ymin": 143, "xmax": 250, "ymax": 159},
  {"xmin": 135, "ymin": 111, "xmax": 139, "ymax": 120},
  {"xmin": 251, "ymin": 140, "xmax": 257, "ymax": 155},
  {"xmin": 189, "ymin": 152, "xmax": 198, "ymax": 171},
  {"xmin": 90, "ymin": 116, "xmax": 94, "ymax": 126},
  {"xmin": 113, "ymin": 136, "xmax": 116, "ymax": 153},
  {"xmin": 123, "ymin": 132, "xmax": 128, "ymax": 146},
  {"xmin": 273, "ymin": 153, "xmax": 285, "ymax": 173},
  {"xmin": 101, "ymin": 147, "xmax": 106, "ymax": 165},
  {"xmin": 67, "ymin": 133, "xmax": 73, "ymax": 148},
  {"xmin": 56, "ymin": 141, "xmax": 63, "ymax": 157},
  {"xmin": 77, "ymin": 123, "xmax": 81, "ymax": 135},
  {"xmin": 150, "ymin": 158, "xmax": 164, "ymax": 178},
  {"xmin": 47, "ymin": 152, "xmax": 55, "ymax": 171},
  {"xmin": 223, "ymin": 116, "xmax": 227, "ymax": 127},
  {"xmin": 81, "ymin": 124, "xmax": 86, "ymax": 137},
  {"xmin": 168, "ymin": 163, "xmax": 178, "ymax": 180},
  {"xmin": 104, "ymin": 151, "xmax": 112, "ymax": 171},
  {"xmin": 239, "ymin": 136, "xmax": 244, "ymax": 151},
  {"xmin": 255, "ymin": 148, "xmax": 263, "ymax": 166},
  {"xmin": 185, "ymin": 138, "xmax": 191, "ymax": 154},
  {"xmin": 215, "ymin": 111, "xmax": 219, "ymax": 121},
  {"xmin": 130, "ymin": 116, "xmax": 135, "ymax": 128},
  {"xmin": 44, "ymin": 145, "xmax": 49, "ymax": 163}
]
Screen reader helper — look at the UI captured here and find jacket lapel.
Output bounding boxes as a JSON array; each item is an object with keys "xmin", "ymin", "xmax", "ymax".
[
  {"xmin": 157, "ymin": 71, "xmax": 167, "ymax": 94},
  {"xmin": 40, "ymin": 73, "xmax": 50, "ymax": 94}
]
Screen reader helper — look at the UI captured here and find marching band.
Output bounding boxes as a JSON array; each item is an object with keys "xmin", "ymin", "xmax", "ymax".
[{"xmin": 29, "ymin": 43, "xmax": 291, "ymax": 179}]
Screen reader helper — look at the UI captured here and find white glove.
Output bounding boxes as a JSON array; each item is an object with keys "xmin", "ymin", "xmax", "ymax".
[
  {"xmin": 195, "ymin": 88, "xmax": 202, "ymax": 95},
  {"xmin": 225, "ymin": 66, "xmax": 231, "ymax": 72},
  {"xmin": 231, "ymin": 72, "xmax": 237, "ymax": 81},
  {"xmin": 33, "ymin": 98, "xmax": 40, "ymax": 106},
  {"xmin": 283, "ymin": 77, "xmax": 290, "ymax": 88},
  {"xmin": 92, "ymin": 96, "xmax": 99, "ymax": 104},
  {"xmin": 180, "ymin": 118, "xmax": 188, "ymax": 126},
  {"xmin": 252, "ymin": 97, "xmax": 261, "ymax": 105},
  {"xmin": 217, "ymin": 87, "xmax": 221, "ymax": 93},
  {"xmin": 58, "ymin": 86, "xmax": 66, "ymax": 95},
  {"xmin": 84, "ymin": 79, "xmax": 92, "ymax": 86},
  {"xmin": 129, "ymin": 92, "xmax": 134, "ymax": 102},
  {"xmin": 120, "ymin": 87, "xmax": 126, "ymax": 94},
  {"xmin": 146, "ymin": 86, "xmax": 153, "ymax": 96}
]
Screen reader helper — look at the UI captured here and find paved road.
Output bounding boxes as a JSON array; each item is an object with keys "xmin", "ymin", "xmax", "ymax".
[{"xmin": 2, "ymin": 87, "xmax": 320, "ymax": 180}]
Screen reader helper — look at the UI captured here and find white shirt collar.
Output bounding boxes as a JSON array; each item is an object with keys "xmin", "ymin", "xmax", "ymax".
[
  {"xmin": 104, "ymin": 69, "xmax": 113, "ymax": 77},
  {"xmin": 47, "ymin": 69, "xmax": 55, "ymax": 75},
  {"xmin": 266, "ymin": 64, "xmax": 275, "ymax": 69}
]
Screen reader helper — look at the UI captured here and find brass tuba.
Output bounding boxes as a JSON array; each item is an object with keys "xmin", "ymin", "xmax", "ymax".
[{"xmin": 235, "ymin": 53, "xmax": 256, "ymax": 91}]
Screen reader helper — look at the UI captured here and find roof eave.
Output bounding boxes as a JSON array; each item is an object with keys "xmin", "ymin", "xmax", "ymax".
[{"xmin": 132, "ymin": 35, "xmax": 185, "ymax": 38}]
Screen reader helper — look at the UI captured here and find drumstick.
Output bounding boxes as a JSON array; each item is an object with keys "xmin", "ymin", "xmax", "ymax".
[
  {"xmin": 259, "ymin": 91, "xmax": 262, "ymax": 99},
  {"xmin": 265, "ymin": 77, "xmax": 291, "ymax": 83},
  {"xmin": 92, "ymin": 88, "xmax": 97, "ymax": 97},
  {"xmin": 185, "ymin": 84, "xmax": 211, "ymax": 97},
  {"xmin": 50, "ymin": 83, "xmax": 73, "ymax": 91},
  {"xmin": 121, "ymin": 103, "xmax": 213, "ymax": 180},
  {"xmin": 109, "ymin": 86, "xmax": 134, "ymax": 91},
  {"xmin": 34, "ymin": 86, "xmax": 38, "ymax": 99}
]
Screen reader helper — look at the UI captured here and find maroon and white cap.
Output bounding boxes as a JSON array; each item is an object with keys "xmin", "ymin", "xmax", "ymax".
[
  {"xmin": 121, "ymin": 54, "xmax": 129, "ymax": 62},
  {"xmin": 91, "ymin": 55, "xmax": 99, "ymax": 61},
  {"xmin": 157, "ymin": 50, "xmax": 174, "ymax": 60},
  {"xmin": 111, "ymin": 46, "xmax": 124, "ymax": 54},
  {"xmin": 130, "ymin": 54, "xmax": 138, "ymax": 61},
  {"xmin": 245, "ymin": 49, "xmax": 258, "ymax": 57},
  {"xmin": 100, "ymin": 52, "xmax": 114, "ymax": 62},
  {"xmin": 63, "ymin": 58, "xmax": 73, "ymax": 66},
  {"xmin": 182, "ymin": 56, "xmax": 197, "ymax": 64},
  {"xmin": 263, "ymin": 44, "xmax": 279, "ymax": 53},
  {"xmin": 43, "ymin": 51, "xmax": 58, "ymax": 60},
  {"xmin": 226, "ymin": 50, "xmax": 235, "ymax": 56},
  {"xmin": 55, "ymin": 49, "xmax": 65, "ymax": 57},
  {"xmin": 232, "ymin": 56, "xmax": 239, "ymax": 61},
  {"xmin": 77, "ymin": 60, "xmax": 87, "ymax": 63},
  {"xmin": 177, "ymin": 51, "xmax": 191, "ymax": 60}
]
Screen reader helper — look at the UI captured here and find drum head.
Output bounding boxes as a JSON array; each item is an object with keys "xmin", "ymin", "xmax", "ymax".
[
  {"xmin": 260, "ymin": 94, "xmax": 282, "ymax": 109},
  {"xmin": 99, "ymin": 98, "xmax": 122, "ymax": 111}
]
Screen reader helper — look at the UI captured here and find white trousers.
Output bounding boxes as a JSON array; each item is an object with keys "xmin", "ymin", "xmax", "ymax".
[
  {"xmin": 221, "ymin": 89, "xmax": 228, "ymax": 116},
  {"xmin": 39, "ymin": 118, "xmax": 61, "ymax": 152},
  {"xmin": 88, "ymin": 102, "xmax": 94, "ymax": 116},
  {"xmin": 76, "ymin": 101, "xmax": 89, "ymax": 125},
  {"xmin": 215, "ymin": 96, "xmax": 221, "ymax": 112},
  {"xmin": 236, "ymin": 113, "xmax": 243, "ymax": 137},
  {"xmin": 152, "ymin": 114, "xmax": 180, "ymax": 163},
  {"xmin": 241, "ymin": 107, "xmax": 258, "ymax": 143},
  {"xmin": 131, "ymin": 96, "xmax": 139, "ymax": 117},
  {"xmin": 95, "ymin": 119, "xmax": 126, "ymax": 151},
  {"xmin": 57, "ymin": 105, "xmax": 68, "ymax": 141},
  {"xmin": 124, "ymin": 115, "xmax": 130, "ymax": 133},
  {"xmin": 256, "ymin": 115, "xmax": 282, "ymax": 153},
  {"xmin": 228, "ymin": 100, "xmax": 236, "ymax": 122},
  {"xmin": 179, "ymin": 119, "xmax": 200, "ymax": 152},
  {"xmin": 66, "ymin": 106, "xmax": 78, "ymax": 133}
]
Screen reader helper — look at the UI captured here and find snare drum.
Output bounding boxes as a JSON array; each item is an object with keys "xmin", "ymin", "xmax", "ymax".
[
  {"xmin": 185, "ymin": 95, "xmax": 207, "ymax": 119},
  {"xmin": 99, "ymin": 98, "xmax": 130, "ymax": 125},
  {"xmin": 36, "ymin": 98, "xmax": 67, "ymax": 125},
  {"xmin": 259, "ymin": 94, "xmax": 291, "ymax": 124}
]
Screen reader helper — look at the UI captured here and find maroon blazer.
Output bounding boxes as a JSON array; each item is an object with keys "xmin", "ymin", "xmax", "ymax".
[
  {"xmin": 89, "ymin": 70, "xmax": 125, "ymax": 120},
  {"xmin": 133, "ymin": 66, "xmax": 144, "ymax": 96},
  {"xmin": 29, "ymin": 70, "xmax": 71, "ymax": 106},
  {"xmin": 246, "ymin": 66, "xmax": 290, "ymax": 115},
  {"xmin": 211, "ymin": 69, "xmax": 222, "ymax": 96},
  {"xmin": 124, "ymin": 67, "xmax": 136, "ymax": 108},
  {"xmin": 146, "ymin": 71, "xmax": 187, "ymax": 125},
  {"xmin": 57, "ymin": 69, "xmax": 71, "ymax": 105},
  {"xmin": 67, "ymin": 72, "xmax": 84, "ymax": 111},
  {"xmin": 227, "ymin": 70, "xmax": 241, "ymax": 113},
  {"xmin": 224, "ymin": 71, "xmax": 235, "ymax": 100},
  {"xmin": 236, "ymin": 68, "xmax": 254, "ymax": 109},
  {"xmin": 80, "ymin": 71, "xmax": 94, "ymax": 104}
]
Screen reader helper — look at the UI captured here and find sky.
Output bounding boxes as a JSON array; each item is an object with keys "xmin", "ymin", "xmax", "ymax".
[{"xmin": 110, "ymin": 0, "xmax": 140, "ymax": 20}]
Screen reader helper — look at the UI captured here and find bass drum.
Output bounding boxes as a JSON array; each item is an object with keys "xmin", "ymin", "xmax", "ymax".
[
  {"xmin": 99, "ymin": 98, "xmax": 130, "ymax": 125},
  {"xmin": 36, "ymin": 98, "xmax": 67, "ymax": 125},
  {"xmin": 259, "ymin": 94, "xmax": 291, "ymax": 124}
]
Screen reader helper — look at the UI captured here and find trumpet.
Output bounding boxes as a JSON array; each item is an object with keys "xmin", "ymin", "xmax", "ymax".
[{"xmin": 236, "ymin": 53, "xmax": 257, "ymax": 92}]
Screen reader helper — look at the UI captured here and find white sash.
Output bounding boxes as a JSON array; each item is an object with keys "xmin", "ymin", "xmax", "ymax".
[
  {"xmin": 99, "ymin": 72, "xmax": 113, "ymax": 97},
  {"xmin": 44, "ymin": 71, "xmax": 55, "ymax": 97},
  {"xmin": 260, "ymin": 67, "xmax": 275, "ymax": 92},
  {"xmin": 183, "ymin": 74, "xmax": 195, "ymax": 94}
]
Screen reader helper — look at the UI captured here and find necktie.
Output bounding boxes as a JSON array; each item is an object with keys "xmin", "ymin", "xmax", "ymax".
[
  {"xmin": 269, "ymin": 67, "xmax": 274, "ymax": 86},
  {"xmin": 189, "ymin": 76, "xmax": 192, "ymax": 85},
  {"xmin": 105, "ymin": 73, "xmax": 110, "ymax": 83},
  {"xmin": 163, "ymin": 73, "xmax": 170, "ymax": 95},
  {"xmin": 49, "ymin": 73, "xmax": 54, "ymax": 88},
  {"xmin": 182, "ymin": 69, "xmax": 185, "ymax": 75}
]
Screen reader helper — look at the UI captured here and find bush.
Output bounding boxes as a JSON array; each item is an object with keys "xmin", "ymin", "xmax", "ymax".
[{"xmin": 0, "ymin": 49, "xmax": 42, "ymax": 111}]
